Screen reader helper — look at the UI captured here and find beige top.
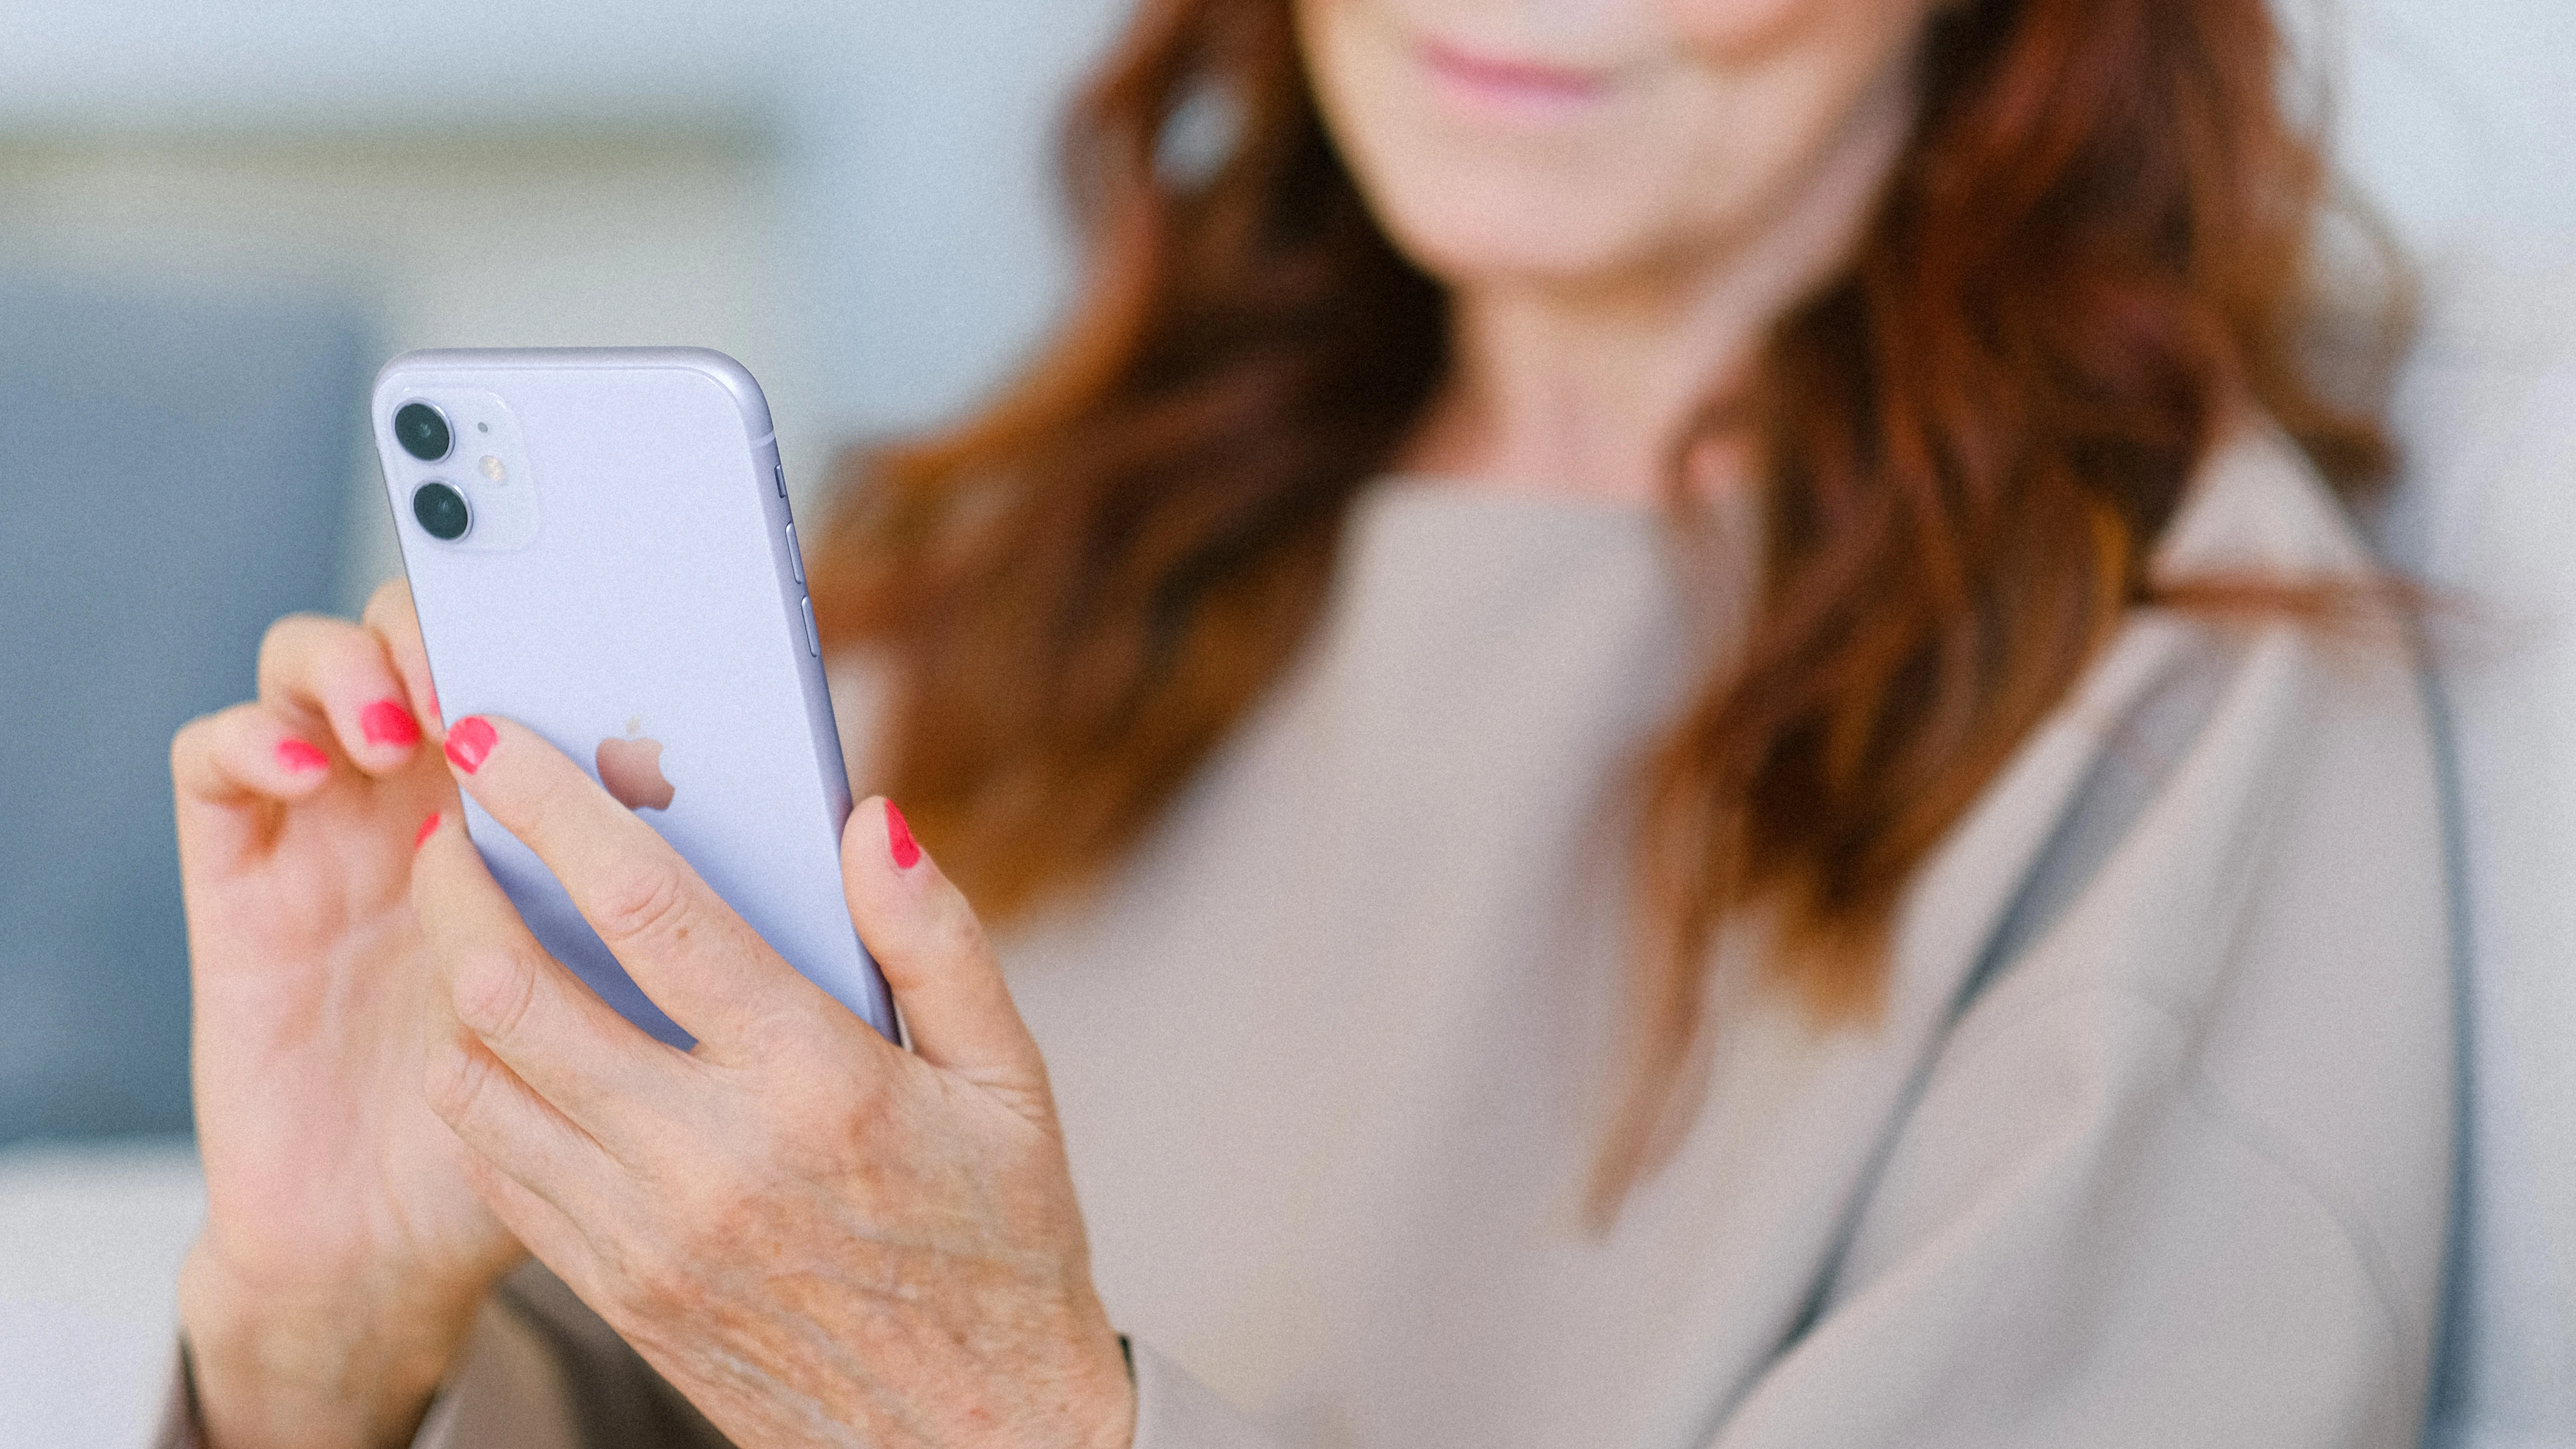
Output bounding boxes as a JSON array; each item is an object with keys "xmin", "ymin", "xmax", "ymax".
[{"xmin": 163, "ymin": 427, "xmax": 2456, "ymax": 1448}]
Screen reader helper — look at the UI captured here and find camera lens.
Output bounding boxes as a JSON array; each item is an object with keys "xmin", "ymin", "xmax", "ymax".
[
  {"xmin": 413, "ymin": 482, "xmax": 471, "ymax": 541},
  {"xmin": 394, "ymin": 402, "xmax": 452, "ymax": 462}
]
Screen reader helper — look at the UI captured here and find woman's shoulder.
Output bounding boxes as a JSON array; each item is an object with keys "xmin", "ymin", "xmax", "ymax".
[
  {"xmin": 2023, "ymin": 417, "xmax": 2431, "ymax": 875},
  {"xmin": 1996, "ymin": 418, "xmax": 2442, "ymax": 986},
  {"xmin": 1847, "ymin": 422, "xmax": 2454, "ymax": 1368},
  {"xmin": 1901, "ymin": 412, "xmax": 2448, "ymax": 1132}
]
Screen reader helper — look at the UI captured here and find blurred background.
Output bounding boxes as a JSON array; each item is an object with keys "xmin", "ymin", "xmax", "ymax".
[{"xmin": 0, "ymin": 0, "xmax": 2569, "ymax": 1444}]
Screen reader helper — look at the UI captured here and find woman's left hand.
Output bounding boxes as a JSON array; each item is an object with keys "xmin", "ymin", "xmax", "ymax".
[{"xmin": 411, "ymin": 715, "xmax": 1135, "ymax": 1449}]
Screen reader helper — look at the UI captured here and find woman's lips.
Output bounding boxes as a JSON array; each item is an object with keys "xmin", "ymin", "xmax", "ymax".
[{"xmin": 1415, "ymin": 36, "xmax": 1614, "ymax": 117}]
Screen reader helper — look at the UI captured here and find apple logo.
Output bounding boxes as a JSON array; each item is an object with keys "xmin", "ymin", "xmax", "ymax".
[{"xmin": 597, "ymin": 717, "xmax": 676, "ymax": 812}]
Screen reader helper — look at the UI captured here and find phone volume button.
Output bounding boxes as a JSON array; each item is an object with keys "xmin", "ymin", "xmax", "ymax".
[
  {"xmin": 801, "ymin": 596, "xmax": 820, "ymax": 656},
  {"xmin": 785, "ymin": 522, "xmax": 805, "ymax": 584},
  {"xmin": 774, "ymin": 459, "xmax": 787, "ymax": 497}
]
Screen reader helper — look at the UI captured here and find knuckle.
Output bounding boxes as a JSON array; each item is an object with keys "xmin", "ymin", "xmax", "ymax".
[
  {"xmin": 777, "ymin": 1067, "xmax": 887, "ymax": 1165},
  {"xmin": 360, "ymin": 577, "xmax": 412, "ymax": 629},
  {"xmin": 731, "ymin": 1000, "xmax": 825, "ymax": 1069},
  {"xmin": 426, "ymin": 1037, "xmax": 495, "ymax": 1126},
  {"xmin": 362, "ymin": 584, "xmax": 428, "ymax": 661},
  {"xmin": 172, "ymin": 705, "xmax": 279, "ymax": 790},
  {"xmin": 254, "ymin": 611, "xmax": 311, "ymax": 658},
  {"xmin": 586, "ymin": 858, "xmax": 694, "ymax": 954},
  {"xmin": 254, "ymin": 612, "xmax": 332, "ymax": 673},
  {"xmin": 453, "ymin": 946, "xmax": 543, "ymax": 1043},
  {"xmin": 259, "ymin": 614, "xmax": 385, "ymax": 701},
  {"xmin": 169, "ymin": 711, "xmax": 222, "ymax": 770}
]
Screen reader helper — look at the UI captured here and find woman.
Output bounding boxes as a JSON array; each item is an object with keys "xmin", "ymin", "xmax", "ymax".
[{"xmin": 162, "ymin": 0, "xmax": 2450, "ymax": 1444}]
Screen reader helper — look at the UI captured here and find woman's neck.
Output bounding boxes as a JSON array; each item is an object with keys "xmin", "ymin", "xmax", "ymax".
[{"xmin": 1399, "ymin": 72, "xmax": 1915, "ymax": 508}]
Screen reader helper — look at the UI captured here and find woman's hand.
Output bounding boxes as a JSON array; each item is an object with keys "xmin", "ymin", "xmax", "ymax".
[
  {"xmin": 413, "ymin": 715, "xmax": 1136, "ymax": 1449},
  {"xmin": 172, "ymin": 582, "xmax": 523, "ymax": 1449}
]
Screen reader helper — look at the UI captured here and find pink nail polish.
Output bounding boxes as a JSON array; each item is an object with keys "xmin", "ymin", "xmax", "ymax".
[
  {"xmin": 884, "ymin": 799, "xmax": 922, "ymax": 870},
  {"xmin": 414, "ymin": 812, "xmax": 441, "ymax": 850},
  {"xmin": 361, "ymin": 699, "xmax": 422, "ymax": 748},
  {"xmin": 276, "ymin": 738, "xmax": 329, "ymax": 773},
  {"xmin": 444, "ymin": 717, "xmax": 497, "ymax": 774}
]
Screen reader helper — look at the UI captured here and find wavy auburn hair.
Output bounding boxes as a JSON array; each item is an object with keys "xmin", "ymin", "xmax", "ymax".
[{"xmin": 809, "ymin": 0, "xmax": 2397, "ymax": 1207}]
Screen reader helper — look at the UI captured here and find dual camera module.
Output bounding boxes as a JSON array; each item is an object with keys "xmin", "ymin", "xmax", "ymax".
[{"xmin": 395, "ymin": 402, "xmax": 472, "ymax": 542}]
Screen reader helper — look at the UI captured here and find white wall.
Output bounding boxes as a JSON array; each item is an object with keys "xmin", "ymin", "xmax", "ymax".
[
  {"xmin": 2324, "ymin": 9, "xmax": 2576, "ymax": 1449},
  {"xmin": 2326, "ymin": 0, "xmax": 2576, "ymax": 248}
]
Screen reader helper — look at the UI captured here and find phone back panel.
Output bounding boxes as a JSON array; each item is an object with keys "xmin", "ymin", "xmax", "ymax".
[{"xmin": 373, "ymin": 348, "xmax": 894, "ymax": 1046}]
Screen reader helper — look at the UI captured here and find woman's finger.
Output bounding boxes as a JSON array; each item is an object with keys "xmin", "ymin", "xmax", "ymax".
[
  {"xmin": 360, "ymin": 578, "xmax": 443, "ymax": 732},
  {"xmin": 842, "ymin": 799, "xmax": 1049, "ymax": 1104},
  {"xmin": 171, "ymin": 702, "xmax": 339, "ymax": 875},
  {"xmin": 453, "ymin": 1149, "xmax": 599, "ymax": 1307},
  {"xmin": 423, "ymin": 1022, "xmax": 615, "ymax": 1225},
  {"xmin": 439, "ymin": 715, "xmax": 841, "ymax": 1064},
  {"xmin": 255, "ymin": 613, "xmax": 429, "ymax": 776},
  {"xmin": 412, "ymin": 811, "xmax": 692, "ymax": 1149}
]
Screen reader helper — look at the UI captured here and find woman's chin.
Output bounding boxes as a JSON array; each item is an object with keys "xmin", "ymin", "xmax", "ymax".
[{"xmin": 1380, "ymin": 202, "xmax": 1684, "ymax": 299}]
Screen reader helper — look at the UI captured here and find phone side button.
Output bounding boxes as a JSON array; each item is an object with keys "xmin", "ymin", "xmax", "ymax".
[
  {"xmin": 801, "ymin": 596, "xmax": 821, "ymax": 656},
  {"xmin": 774, "ymin": 459, "xmax": 787, "ymax": 497},
  {"xmin": 785, "ymin": 522, "xmax": 805, "ymax": 584}
]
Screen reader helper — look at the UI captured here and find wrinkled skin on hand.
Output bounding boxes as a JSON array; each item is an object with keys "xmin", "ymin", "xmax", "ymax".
[{"xmin": 414, "ymin": 714, "xmax": 1135, "ymax": 1449}]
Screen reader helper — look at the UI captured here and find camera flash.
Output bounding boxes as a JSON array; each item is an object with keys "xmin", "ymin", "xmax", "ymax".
[{"xmin": 479, "ymin": 455, "xmax": 507, "ymax": 483}]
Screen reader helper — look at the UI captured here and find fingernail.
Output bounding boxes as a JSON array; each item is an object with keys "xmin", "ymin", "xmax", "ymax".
[
  {"xmin": 444, "ymin": 717, "xmax": 497, "ymax": 774},
  {"xmin": 414, "ymin": 812, "xmax": 441, "ymax": 850},
  {"xmin": 276, "ymin": 738, "xmax": 329, "ymax": 773},
  {"xmin": 361, "ymin": 699, "xmax": 422, "ymax": 748},
  {"xmin": 884, "ymin": 799, "xmax": 922, "ymax": 870}
]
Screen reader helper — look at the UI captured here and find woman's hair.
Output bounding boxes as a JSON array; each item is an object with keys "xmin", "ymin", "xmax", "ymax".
[{"xmin": 808, "ymin": 0, "xmax": 2398, "ymax": 1209}]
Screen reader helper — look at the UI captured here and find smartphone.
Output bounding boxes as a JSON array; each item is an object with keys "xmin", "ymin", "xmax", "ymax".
[{"xmin": 372, "ymin": 347, "xmax": 896, "ymax": 1048}]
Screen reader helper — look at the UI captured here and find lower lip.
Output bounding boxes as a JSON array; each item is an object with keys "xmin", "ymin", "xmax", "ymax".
[{"xmin": 1416, "ymin": 39, "xmax": 1612, "ymax": 120}]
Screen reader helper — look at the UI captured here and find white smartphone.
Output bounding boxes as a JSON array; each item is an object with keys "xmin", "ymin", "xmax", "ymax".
[{"xmin": 372, "ymin": 347, "xmax": 896, "ymax": 1048}]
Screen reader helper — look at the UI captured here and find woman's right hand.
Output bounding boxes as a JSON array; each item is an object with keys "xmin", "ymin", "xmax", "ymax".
[{"xmin": 171, "ymin": 579, "xmax": 523, "ymax": 1449}]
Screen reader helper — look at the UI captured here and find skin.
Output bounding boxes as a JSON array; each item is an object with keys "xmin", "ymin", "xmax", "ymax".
[
  {"xmin": 414, "ymin": 722, "xmax": 1131, "ymax": 1448},
  {"xmin": 1299, "ymin": 0, "xmax": 1939, "ymax": 503},
  {"xmin": 173, "ymin": 585, "xmax": 501, "ymax": 1449},
  {"xmin": 172, "ymin": 0, "xmax": 1938, "ymax": 1443}
]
